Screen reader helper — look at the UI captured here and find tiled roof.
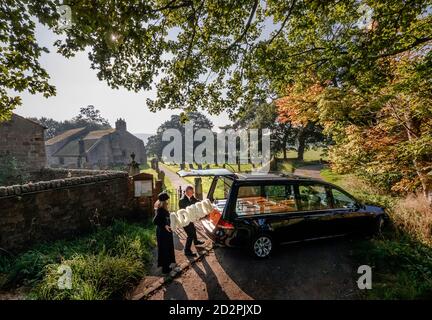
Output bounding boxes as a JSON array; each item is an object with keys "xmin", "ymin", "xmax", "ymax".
[
  {"xmin": 53, "ymin": 139, "xmax": 100, "ymax": 157},
  {"xmin": 84, "ymin": 129, "xmax": 115, "ymax": 140},
  {"xmin": 49, "ymin": 127, "xmax": 117, "ymax": 157},
  {"xmin": 46, "ymin": 127, "xmax": 86, "ymax": 145}
]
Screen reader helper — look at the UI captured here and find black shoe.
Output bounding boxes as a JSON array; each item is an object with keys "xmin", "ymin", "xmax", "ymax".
[
  {"xmin": 184, "ymin": 251, "xmax": 197, "ymax": 257},
  {"xmin": 194, "ymin": 240, "xmax": 205, "ymax": 246}
]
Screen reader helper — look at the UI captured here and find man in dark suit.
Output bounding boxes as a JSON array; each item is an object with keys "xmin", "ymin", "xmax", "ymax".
[{"xmin": 179, "ymin": 185, "xmax": 205, "ymax": 257}]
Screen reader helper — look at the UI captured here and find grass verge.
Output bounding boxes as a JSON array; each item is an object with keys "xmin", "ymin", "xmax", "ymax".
[
  {"xmin": 140, "ymin": 160, "xmax": 173, "ymax": 190},
  {"xmin": 321, "ymin": 168, "xmax": 432, "ymax": 299}
]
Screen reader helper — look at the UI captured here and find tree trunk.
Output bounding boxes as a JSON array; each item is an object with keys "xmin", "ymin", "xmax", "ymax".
[
  {"xmin": 414, "ymin": 158, "xmax": 432, "ymax": 203},
  {"xmin": 405, "ymin": 114, "xmax": 432, "ymax": 205},
  {"xmin": 297, "ymin": 130, "xmax": 306, "ymax": 161},
  {"xmin": 282, "ymin": 132, "xmax": 289, "ymax": 159}
]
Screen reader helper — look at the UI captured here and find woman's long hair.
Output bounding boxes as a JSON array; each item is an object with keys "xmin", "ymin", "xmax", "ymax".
[{"xmin": 154, "ymin": 199, "xmax": 169, "ymax": 210}]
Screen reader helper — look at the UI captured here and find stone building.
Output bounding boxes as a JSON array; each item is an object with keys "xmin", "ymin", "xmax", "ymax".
[
  {"xmin": 46, "ymin": 119, "xmax": 147, "ymax": 169},
  {"xmin": 0, "ymin": 113, "xmax": 47, "ymax": 170}
]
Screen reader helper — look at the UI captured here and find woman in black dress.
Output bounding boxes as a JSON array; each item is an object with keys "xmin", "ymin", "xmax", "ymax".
[{"xmin": 153, "ymin": 192, "xmax": 176, "ymax": 274}]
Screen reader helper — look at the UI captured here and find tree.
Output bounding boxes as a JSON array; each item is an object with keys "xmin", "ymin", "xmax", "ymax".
[
  {"xmin": 146, "ymin": 111, "xmax": 213, "ymax": 162},
  {"xmin": 72, "ymin": 105, "xmax": 110, "ymax": 127},
  {"xmin": 1, "ymin": 1, "xmax": 430, "ymax": 119},
  {"xmin": 277, "ymin": 80, "xmax": 328, "ymax": 161},
  {"xmin": 277, "ymin": 54, "xmax": 432, "ymax": 201},
  {"xmin": 233, "ymin": 102, "xmax": 294, "ymax": 159},
  {"xmin": 319, "ymin": 53, "xmax": 432, "ymax": 200},
  {"xmin": 1, "ymin": 1, "xmax": 431, "ymax": 200},
  {"xmin": 0, "ymin": 0, "xmax": 57, "ymax": 121}
]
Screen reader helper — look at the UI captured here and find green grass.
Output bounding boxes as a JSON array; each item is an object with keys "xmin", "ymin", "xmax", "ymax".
[
  {"xmin": 276, "ymin": 148, "xmax": 327, "ymax": 174},
  {"xmin": 321, "ymin": 168, "xmax": 432, "ymax": 299},
  {"xmin": 0, "ymin": 220, "xmax": 155, "ymax": 300},
  {"xmin": 353, "ymin": 236, "xmax": 432, "ymax": 299},
  {"xmin": 276, "ymin": 148, "xmax": 328, "ymax": 162}
]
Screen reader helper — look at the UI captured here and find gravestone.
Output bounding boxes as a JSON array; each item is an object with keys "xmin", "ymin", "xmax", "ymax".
[{"xmin": 128, "ymin": 153, "xmax": 140, "ymax": 176}]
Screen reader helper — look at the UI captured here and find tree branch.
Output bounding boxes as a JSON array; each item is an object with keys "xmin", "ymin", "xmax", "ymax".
[
  {"xmin": 267, "ymin": 0, "xmax": 296, "ymax": 45},
  {"xmin": 150, "ymin": 0, "xmax": 193, "ymax": 13},
  {"xmin": 374, "ymin": 37, "xmax": 432, "ymax": 59},
  {"xmin": 226, "ymin": 0, "xmax": 259, "ymax": 51}
]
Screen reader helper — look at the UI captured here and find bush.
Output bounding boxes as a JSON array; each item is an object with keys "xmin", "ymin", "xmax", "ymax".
[
  {"xmin": 391, "ymin": 194, "xmax": 432, "ymax": 246},
  {"xmin": 33, "ymin": 253, "xmax": 145, "ymax": 300},
  {"xmin": 0, "ymin": 154, "xmax": 29, "ymax": 186},
  {"xmin": 0, "ymin": 220, "xmax": 156, "ymax": 300}
]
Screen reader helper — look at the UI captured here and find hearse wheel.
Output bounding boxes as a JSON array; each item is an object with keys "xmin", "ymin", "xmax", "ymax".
[{"xmin": 252, "ymin": 235, "xmax": 273, "ymax": 259}]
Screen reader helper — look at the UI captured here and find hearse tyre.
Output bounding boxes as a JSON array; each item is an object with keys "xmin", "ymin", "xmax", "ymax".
[{"xmin": 251, "ymin": 234, "xmax": 273, "ymax": 259}]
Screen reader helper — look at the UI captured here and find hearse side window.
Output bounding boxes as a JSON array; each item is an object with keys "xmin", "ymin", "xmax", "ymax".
[
  {"xmin": 236, "ymin": 184, "xmax": 298, "ymax": 216},
  {"xmin": 331, "ymin": 188, "xmax": 356, "ymax": 208},
  {"xmin": 213, "ymin": 176, "xmax": 233, "ymax": 200},
  {"xmin": 298, "ymin": 184, "xmax": 330, "ymax": 211}
]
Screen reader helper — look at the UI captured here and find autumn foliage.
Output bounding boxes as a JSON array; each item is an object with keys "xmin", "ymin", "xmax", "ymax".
[{"xmin": 276, "ymin": 52, "xmax": 432, "ymax": 201}]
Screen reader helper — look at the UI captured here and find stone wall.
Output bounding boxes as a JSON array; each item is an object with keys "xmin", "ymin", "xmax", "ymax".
[
  {"xmin": 0, "ymin": 169, "xmax": 132, "ymax": 251},
  {"xmin": 0, "ymin": 114, "xmax": 46, "ymax": 170}
]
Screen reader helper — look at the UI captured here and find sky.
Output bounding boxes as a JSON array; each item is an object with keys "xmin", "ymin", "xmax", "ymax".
[{"xmin": 14, "ymin": 24, "xmax": 232, "ymax": 134}]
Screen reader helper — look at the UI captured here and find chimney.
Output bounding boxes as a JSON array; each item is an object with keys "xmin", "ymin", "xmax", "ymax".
[{"xmin": 115, "ymin": 118, "xmax": 127, "ymax": 132}]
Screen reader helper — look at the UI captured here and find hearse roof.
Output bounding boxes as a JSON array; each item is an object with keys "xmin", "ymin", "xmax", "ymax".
[
  {"xmin": 235, "ymin": 172, "xmax": 315, "ymax": 181},
  {"xmin": 177, "ymin": 169, "xmax": 320, "ymax": 182}
]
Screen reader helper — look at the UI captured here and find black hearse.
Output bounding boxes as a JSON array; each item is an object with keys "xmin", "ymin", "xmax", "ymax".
[{"xmin": 177, "ymin": 169, "xmax": 386, "ymax": 258}]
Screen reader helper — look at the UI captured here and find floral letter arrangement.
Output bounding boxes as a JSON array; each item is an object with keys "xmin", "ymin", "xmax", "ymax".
[{"xmin": 170, "ymin": 199, "xmax": 217, "ymax": 231}]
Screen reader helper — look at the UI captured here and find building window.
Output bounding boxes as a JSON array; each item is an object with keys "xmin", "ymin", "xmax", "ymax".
[
  {"xmin": 122, "ymin": 150, "xmax": 126, "ymax": 157},
  {"xmin": 59, "ymin": 157, "xmax": 65, "ymax": 165}
]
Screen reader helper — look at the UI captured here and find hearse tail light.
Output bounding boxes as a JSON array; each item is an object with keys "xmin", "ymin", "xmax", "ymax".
[{"xmin": 217, "ymin": 219, "xmax": 235, "ymax": 230}]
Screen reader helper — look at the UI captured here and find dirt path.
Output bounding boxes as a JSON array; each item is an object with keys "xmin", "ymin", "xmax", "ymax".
[
  {"xmin": 149, "ymin": 238, "xmax": 359, "ymax": 300},
  {"xmin": 159, "ymin": 163, "xmax": 191, "ymax": 190},
  {"xmin": 143, "ymin": 162, "xmax": 362, "ymax": 300},
  {"xmin": 294, "ymin": 163, "xmax": 324, "ymax": 180}
]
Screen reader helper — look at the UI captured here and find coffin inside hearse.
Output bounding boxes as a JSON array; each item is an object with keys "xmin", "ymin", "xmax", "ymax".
[
  {"xmin": 236, "ymin": 197, "xmax": 298, "ymax": 215},
  {"xmin": 234, "ymin": 184, "xmax": 299, "ymax": 216}
]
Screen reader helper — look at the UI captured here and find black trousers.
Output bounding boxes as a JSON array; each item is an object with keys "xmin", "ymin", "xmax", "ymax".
[{"xmin": 183, "ymin": 222, "xmax": 198, "ymax": 253}]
